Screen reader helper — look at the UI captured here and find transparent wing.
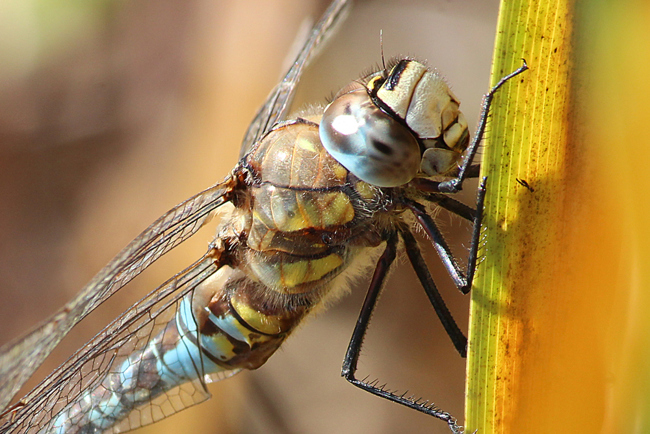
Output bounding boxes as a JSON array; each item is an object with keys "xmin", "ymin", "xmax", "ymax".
[
  {"xmin": 238, "ymin": 0, "xmax": 351, "ymax": 157},
  {"xmin": 0, "ymin": 251, "xmax": 237, "ymax": 434},
  {"xmin": 0, "ymin": 0, "xmax": 353, "ymax": 420},
  {"xmin": 0, "ymin": 177, "xmax": 236, "ymax": 414}
]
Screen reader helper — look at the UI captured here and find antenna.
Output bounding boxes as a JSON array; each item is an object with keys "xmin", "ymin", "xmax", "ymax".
[{"xmin": 380, "ymin": 30, "xmax": 386, "ymax": 72}]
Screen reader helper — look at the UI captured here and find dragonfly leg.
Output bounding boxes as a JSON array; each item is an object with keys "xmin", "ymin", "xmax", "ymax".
[
  {"xmin": 399, "ymin": 226, "xmax": 467, "ymax": 356},
  {"xmin": 422, "ymin": 193, "xmax": 476, "ymax": 222},
  {"xmin": 341, "ymin": 231, "xmax": 465, "ymax": 432},
  {"xmin": 436, "ymin": 60, "xmax": 528, "ymax": 194},
  {"xmin": 464, "ymin": 177, "xmax": 487, "ymax": 292},
  {"xmin": 404, "ymin": 199, "xmax": 468, "ymax": 293},
  {"xmin": 342, "ymin": 233, "xmax": 397, "ymax": 386},
  {"xmin": 403, "ymin": 176, "xmax": 487, "ymax": 296}
]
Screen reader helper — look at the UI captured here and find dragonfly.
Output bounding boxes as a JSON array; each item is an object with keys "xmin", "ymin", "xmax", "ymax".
[{"xmin": 0, "ymin": 0, "xmax": 527, "ymax": 432}]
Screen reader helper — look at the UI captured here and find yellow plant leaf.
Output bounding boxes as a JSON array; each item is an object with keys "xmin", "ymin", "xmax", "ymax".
[
  {"xmin": 466, "ymin": 0, "xmax": 650, "ymax": 432},
  {"xmin": 465, "ymin": 0, "xmax": 575, "ymax": 432}
]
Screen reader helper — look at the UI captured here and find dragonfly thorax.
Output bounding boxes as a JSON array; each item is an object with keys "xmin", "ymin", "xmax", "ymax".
[
  {"xmin": 320, "ymin": 59, "xmax": 469, "ymax": 187},
  {"xmin": 239, "ymin": 117, "xmax": 387, "ymax": 302}
]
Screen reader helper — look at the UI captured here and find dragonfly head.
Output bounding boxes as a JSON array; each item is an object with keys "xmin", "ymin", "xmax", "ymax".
[{"xmin": 319, "ymin": 59, "xmax": 469, "ymax": 188}]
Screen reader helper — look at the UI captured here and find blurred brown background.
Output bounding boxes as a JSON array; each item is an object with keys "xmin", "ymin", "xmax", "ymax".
[{"xmin": 0, "ymin": 0, "xmax": 499, "ymax": 433}]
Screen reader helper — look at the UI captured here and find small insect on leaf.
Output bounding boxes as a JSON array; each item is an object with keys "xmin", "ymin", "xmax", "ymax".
[{"xmin": 515, "ymin": 178, "xmax": 534, "ymax": 192}]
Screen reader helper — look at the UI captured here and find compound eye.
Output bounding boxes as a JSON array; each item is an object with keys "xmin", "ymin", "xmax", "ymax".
[{"xmin": 319, "ymin": 89, "xmax": 420, "ymax": 187}]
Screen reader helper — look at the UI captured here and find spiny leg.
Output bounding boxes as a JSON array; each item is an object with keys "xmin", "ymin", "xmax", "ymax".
[
  {"xmin": 410, "ymin": 164, "xmax": 480, "ymax": 193},
  {"xmin": 404, "ymin": 179, "xmax": 487, "ymax": 295},
  {"xmin": 465, "ymin": 177, "xmax": 488, "ymax": 292},
  {"xmin": 399, "ymin": 225, "xmax": 467, "ymax": 357},
  {"xmin": 342, "ymin": 232, "xmax": 397, "ymax": 389},
  {"xmin": 338, "ymin": 63, "xmax": 527, "ymax": 431},
  {"xmin": 406, "ymin": 63, "xmax": 529, "ymax": 290},
  {"xmin": 422, "ymin": 193, "xmax": 476, "ymax": 222},
  {"xmin": 437, "ymin": 61, "xmax": 529, "ymax": 194},
  {"xmin": 341, "ymin": 232, "xmax": 463, "ymax": 432}
]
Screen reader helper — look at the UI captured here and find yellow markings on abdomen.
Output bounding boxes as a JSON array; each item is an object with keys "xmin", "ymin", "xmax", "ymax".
[
  {"xmin": 200, "ymin": 330, "xmax": 238, "ymax": 363},
  {"xmin": 279, "ymin": 254, "xmax": 343, "ymax": 290},
  {"xmin": 230, "ymin": 293, "xmax": 285, "ymax": 336},
  {"xmin": 247, "ymin": 252, "xmax": 344, "ymax": 294}
]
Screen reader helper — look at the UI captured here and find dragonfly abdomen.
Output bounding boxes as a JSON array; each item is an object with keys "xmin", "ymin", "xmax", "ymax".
[{"xmin": 42, "ymin": 267, "xmax": 307, "ymax": 433}]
